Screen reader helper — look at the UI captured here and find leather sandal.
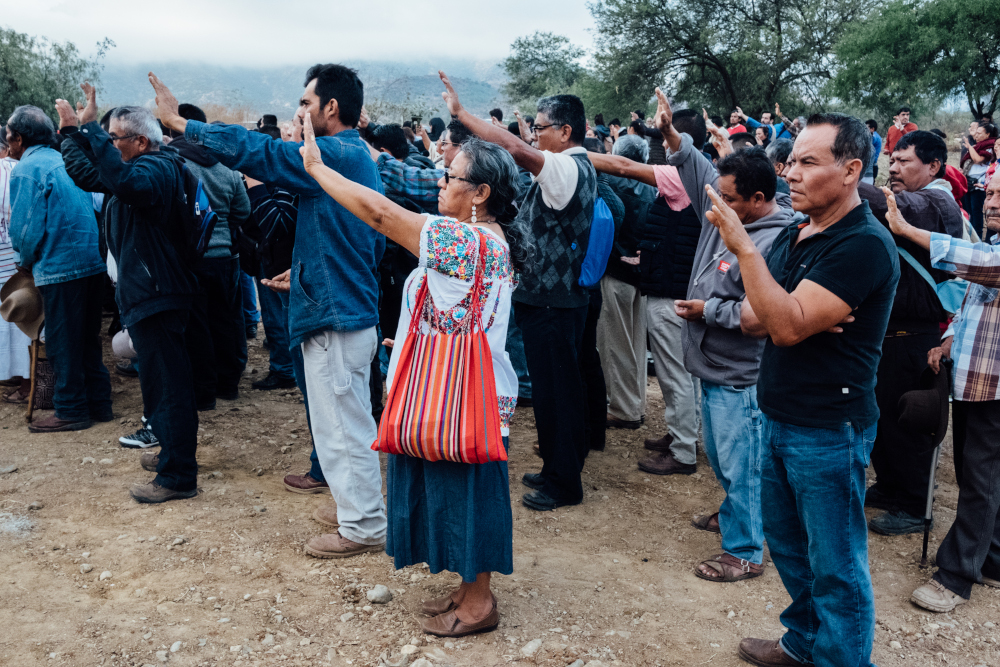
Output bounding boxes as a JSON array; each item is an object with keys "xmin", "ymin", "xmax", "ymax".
[
  {"xmin": 3, "ymin": 389, "xmax": 28, "ymax": 405},
  {"xmin": 691, "ymin": 512, "xmax": 721, "ymax": 534},
  {"xmin": 420, "ymin": 596, "xmax": 499, "ymax": 637},
  {"xmin": 420, "ymin": 591, "xmax": 459, "ymax": 616},
  {"xmin": 695, "ymin": 553, "xmax": 764, "ymax": 583}
]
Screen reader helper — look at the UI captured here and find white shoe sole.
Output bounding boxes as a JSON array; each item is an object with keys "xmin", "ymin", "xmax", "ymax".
[
  {"xmin": 982, "ymin": 576, "xmax": 1000, "ymax": 588},
  {"xmin": 911, "ymin": 591, "xmax": 967, "ymax": 613},
  {"xmin": 119, "ymin": 438, "xmax": 159, "ymax": 449}
]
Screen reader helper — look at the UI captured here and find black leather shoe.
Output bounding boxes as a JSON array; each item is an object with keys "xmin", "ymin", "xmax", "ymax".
[
  {"xmin": 115, "ymin": 359, "xmax": 138, "ymax": 377},
  {"xmin": 252, "ymin": 372, "xmax": 297, "ymax": 391},
  {"xmin": 245, "ymin": 323, "xmax": 258, "ymax": 340},
  {"xmin": 522, "ymin": 490, "xmax": 580, "ymax": 512},
  {"xmin": 521, "ymin": 472, "xmax": 544, "ymax": 490}
]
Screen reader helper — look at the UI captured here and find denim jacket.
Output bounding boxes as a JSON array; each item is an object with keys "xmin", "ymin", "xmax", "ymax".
[
  {"xmin": 184, "ymin": 121, "xmax": 384, "ymax": 346},
  {"xmin": 8, "ymin": 145, "xmax": 105, "ymax": 286}
]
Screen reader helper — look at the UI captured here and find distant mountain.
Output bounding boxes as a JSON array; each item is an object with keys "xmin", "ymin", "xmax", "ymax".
[{"xmin": 99, "ymin": 58, "xmax": 509, "ymax": 121}]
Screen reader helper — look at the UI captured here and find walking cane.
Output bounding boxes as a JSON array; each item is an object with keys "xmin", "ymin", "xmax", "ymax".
[
  {"xmin": 919, "ymin": 444, "xmax": 941, "ymax": 568},
  {"xmin": 920, "ymin": 359, "xmax": 953, "ymax": 569}
]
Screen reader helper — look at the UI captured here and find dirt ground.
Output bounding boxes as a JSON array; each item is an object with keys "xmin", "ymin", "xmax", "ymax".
[{"xmin": 1, "ymin": 327, "xmax": 998, "ymax": 667}]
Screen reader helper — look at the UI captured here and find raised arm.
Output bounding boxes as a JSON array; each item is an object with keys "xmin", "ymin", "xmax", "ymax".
[
  {"xmin": 587, "ymin": 152, "xmax": 657, "ymax": 187},
  {"xmin": 300, "ymin": 113, "xmax": 425, "ymax": 255},
  {"xmin": 150, "ymin": 72, "xmax": 323, "ymax": 194},
  {"xmin": 705, "ymin": 186, "xmax": 854, "ymax": 346},
  {"xmin": 440, "ymin": 71, "xmax": 545, "ymax": 176}
]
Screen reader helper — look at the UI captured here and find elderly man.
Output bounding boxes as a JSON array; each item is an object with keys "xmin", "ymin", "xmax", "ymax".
[
  {"xmin": 709, "ymin": 113, "xmax": 899, "ymax": 667},
  {"xmin": 6, "ymin": 105, "xmax": 111, "ymax": 433},
  {"xmin": 597, "ymin": 134, "xmax": 656, "ymax": 430},
  {"xmin": 441, "ymin": 71, "xmax": 597, "ymax": 511},
  {"xmin": 858, "ymin": 131, "xmax": 965, "ymax": 536},
  {"xmin": 885, "ymin": 177, "xmax": 1000, "ymax": 613},
  {"xmin": 66, "ymin": 84, "xmax": 200, "ymax": 503},
  {"xmin": 151, "ymin": 65, "xmax": 387, "ymax": 557}
]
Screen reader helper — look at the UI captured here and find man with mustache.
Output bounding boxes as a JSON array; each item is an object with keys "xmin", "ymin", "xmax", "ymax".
[
  {"xmin": 857, "ymin": 131, "xmax": 965, "ymax": 536},
  {"xmin": 882, "ymin": 177, "xmax": 1000, "ymax": 613}
]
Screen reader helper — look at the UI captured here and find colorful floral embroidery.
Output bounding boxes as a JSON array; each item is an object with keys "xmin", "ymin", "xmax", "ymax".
[{"xmin": 497, "ymin": 395, "xmax": 518, "ymax": 429}]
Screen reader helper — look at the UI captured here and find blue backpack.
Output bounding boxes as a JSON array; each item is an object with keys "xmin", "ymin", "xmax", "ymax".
[
  {"xmin": 578, "ymin": 197, "xmax": 615, "ymax": 288},
  {"xmin": 177, "ymin": 162, "xmax": 218, "ymax": 262}
]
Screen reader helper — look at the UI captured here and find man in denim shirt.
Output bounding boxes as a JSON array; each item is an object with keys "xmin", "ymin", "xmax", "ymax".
[
  {"xmin": 6, "ymin": 105, "xmax": 111, "ymax": 433},
  {"xmin": 151, "ymin": 66, "xmax": 387, "ymax": 557}
]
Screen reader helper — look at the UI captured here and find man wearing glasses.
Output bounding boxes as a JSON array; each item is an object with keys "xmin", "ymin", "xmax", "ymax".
[
  {"xmin": 441, "ymin": 72, "xmax": 599, "ymax": 512},
  {"xmin": 64, "ymin": 83, "xmax": 201, "ymax": 504}
]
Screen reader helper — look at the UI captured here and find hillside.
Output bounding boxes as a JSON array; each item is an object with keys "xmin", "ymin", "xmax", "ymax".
[{"xmin": 98, "ymin": 59, "xmax": 508, "ymax": 121}]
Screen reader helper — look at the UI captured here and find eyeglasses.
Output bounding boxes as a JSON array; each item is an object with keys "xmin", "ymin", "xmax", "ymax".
[
  {"xmin": 108, "ymin": 133, "xmax": 140, "ymax": 142},
  {"xmin": 443, "ymin": 171, "xmax": 478, "ymax": 186},
  {"xmin": 439, "ymin": 141, "xmax": 460, "ymax": 148},
  {"xmin": 531, "ymin": 124, "xmax": 554, "ymax": 132}
]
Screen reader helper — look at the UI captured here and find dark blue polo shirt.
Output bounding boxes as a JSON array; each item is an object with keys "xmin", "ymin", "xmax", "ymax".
[{"xmin": 758, "ymin": 201, "xmax": 900, "ymax": 430}]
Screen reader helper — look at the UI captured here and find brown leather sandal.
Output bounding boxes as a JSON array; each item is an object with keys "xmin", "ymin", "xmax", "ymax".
[
  {"xmin": 691, "ymin": 512, "xmax": 721, "ymax": 534},
  {"xmin": 695, "ymin": 553, "xmax": 763, "ymax": 582},
  {"xmin": 3, "ymin": 389, "xmax": 28, "ymax": 405},
  {"xmin": 420, "ymin": 591, "xmax": 459, "ymax": 616}
]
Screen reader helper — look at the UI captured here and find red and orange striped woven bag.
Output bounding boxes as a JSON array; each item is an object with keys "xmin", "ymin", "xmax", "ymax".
[{"xmin": 372, "ymin": 230, "xmax": 506, "ymax": 464}]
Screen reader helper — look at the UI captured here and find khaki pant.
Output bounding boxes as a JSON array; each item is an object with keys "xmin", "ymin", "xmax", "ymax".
[
  {"xmin": 596, "ymin": 275, "xmax": 647, "ymax": 422},
  {"xmin": 646, "ymin": 296, "xmax": 701, "ymax": 465}
]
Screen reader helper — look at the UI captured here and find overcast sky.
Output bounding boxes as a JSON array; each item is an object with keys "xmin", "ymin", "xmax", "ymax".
[{"xmin": 8, "ymin": 0, "xmax": 595, "ymax": 66}]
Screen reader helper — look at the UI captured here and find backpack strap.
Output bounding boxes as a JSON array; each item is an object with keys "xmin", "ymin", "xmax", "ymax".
[{"xmin": 896, "ymin": 247, "xmax": 937, "ymax": 291}]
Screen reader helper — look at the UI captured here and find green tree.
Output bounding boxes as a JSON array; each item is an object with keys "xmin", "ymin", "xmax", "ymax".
[
  {"xmin": 0, "ymin": 28, "xmax": 114, "ymax": 123},
  {"xmin": 831, "ymin": 0, "xmax": 1000, "ymax": 119},
  {"xmin": 501, "ymin": 32, "xmax": 586, "ymax": 109},
  {"xmin": 589, "ymin": 0, "xmax": 873, "ymax": 118}
]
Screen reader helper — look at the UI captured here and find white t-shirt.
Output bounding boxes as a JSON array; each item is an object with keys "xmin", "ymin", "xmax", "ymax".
[
  {"xmin": 533, "ymin": 147, "xmax": 587, "ymax": 210},
  {"xmin": 386, "ymin": 216, "xmax": 519, "ymax": 434}
]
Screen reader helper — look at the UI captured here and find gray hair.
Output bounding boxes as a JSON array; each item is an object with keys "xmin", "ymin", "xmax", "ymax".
[
  {"xmin": 7, "ymin": 106, "xmax": 56, "ymax": 148},
  {"xmin": 110, "ymin": 106, "xmax": 163, "ymax": 146},
  {"xmin": 766, "ymin": 138, "xmax": 794, "ymax": 166},
  {"xmin": 612, "ymin": 134, "xmax": 650, "ymax": 163},
  {"xmin": 458, "ymin": 136, "xmax": 532, "ymax": 275}
]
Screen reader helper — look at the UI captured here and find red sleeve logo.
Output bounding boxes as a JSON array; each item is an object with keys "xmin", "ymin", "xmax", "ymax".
[{"xmin": 718, "ymin": 260, "xmax": 731, "ymax": 273}]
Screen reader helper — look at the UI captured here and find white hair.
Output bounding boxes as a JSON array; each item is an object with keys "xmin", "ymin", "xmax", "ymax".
[
  {"xmin": 110, "ymin": 106, "xmax": 163, "ymax": 146},
  {"xmin": 612, "ymin": 134, "xmax": 650, "ymax": 163}
]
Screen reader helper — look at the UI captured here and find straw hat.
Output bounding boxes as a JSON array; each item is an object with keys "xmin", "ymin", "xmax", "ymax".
[{"xmin": 0, "ymin": 271, "xmax": 44, "ymax": 340}]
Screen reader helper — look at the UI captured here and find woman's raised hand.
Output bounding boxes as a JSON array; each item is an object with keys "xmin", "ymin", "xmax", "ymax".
[
  {"xmin": 299, "ymin": 112, "xmax": 323, "ymax": 173},
  {"xmin": 439, "ymin": 71, "xmax": 464, "ymax": 117}
]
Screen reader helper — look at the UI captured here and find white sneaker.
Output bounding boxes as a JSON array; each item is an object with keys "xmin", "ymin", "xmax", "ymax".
[
  {"xmin": 119, "ymin": 417, "xmax": 159, "ymax": 449},
  {"xmin": 911, "ymin": 579, "xmax": 967, "ymax": 612}
]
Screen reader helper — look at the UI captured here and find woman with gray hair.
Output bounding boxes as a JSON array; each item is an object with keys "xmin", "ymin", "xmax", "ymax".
[
  {"xmin": 298, "ymin": 113, "xmax": 528, "ymax": 637},
  {"xmin": 612, "ymin": 133, "xmax": 651, "ymax": 164}
]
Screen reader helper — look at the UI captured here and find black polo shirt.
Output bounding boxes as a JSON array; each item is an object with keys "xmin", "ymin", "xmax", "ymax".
[{"xmin": 758, "ymin": 201, "xmax": 900, "ymax": 430}]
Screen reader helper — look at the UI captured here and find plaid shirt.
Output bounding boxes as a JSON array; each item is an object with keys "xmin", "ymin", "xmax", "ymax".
[
  {"xmin": 933, "ymin": 232, "xmax": 1000, "ymax": 401},
  {"xmin": 375, "ymin": 153, "xmax": 443, "ymax": 208}
]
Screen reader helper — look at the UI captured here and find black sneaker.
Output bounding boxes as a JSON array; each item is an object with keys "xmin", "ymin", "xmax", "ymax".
[
  {"xmin": 245, "ymin": 323, "xmax": 258, "ymax": 340},
  {"xmin": 115, "ymin": 359, "xmax": 138, "ymax": 378},
  {"xmin": 252, "ymin": 372, "xmax": 297, "ymax": 391},
  {"xmin": 120, "ymin": 417, "xmax": 159, "ymax": 449},
  {"xmin": 522, "ymin": 490, "xmax": 581, "ymax": 512}
]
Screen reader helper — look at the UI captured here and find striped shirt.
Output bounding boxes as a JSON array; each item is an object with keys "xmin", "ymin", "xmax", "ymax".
[
  {"xmin": 0, "ymin": 157, "xmax": 16, "ymax": 284},
  {"xmin": 933, "ymin": 232, "xmax": 1000, "ymax": 401},
  {"xmin": 375, "ymin": 152, "xmax": 443, "ymax": 208}
]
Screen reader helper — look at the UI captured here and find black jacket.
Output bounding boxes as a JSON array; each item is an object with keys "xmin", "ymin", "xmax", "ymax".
[
  {"xmin": 858, "ymin": 182, "xmax": 965, "ymax": 331},
  {"xmin": 69, "ymin": 122, "xmax": 196, "ymax": 327},
  {"xmin": 604, "ymin": 174, "xmax": 656, "ymax": 286},
  {"xmin": 248, "ymin": 184, "xmax": 298, "ymax": 278},
  {"xmin": 638, "ymin": 196, "xmax": 701, "ymax": 299}
]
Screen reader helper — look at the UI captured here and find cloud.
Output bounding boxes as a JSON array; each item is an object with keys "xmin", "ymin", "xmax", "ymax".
[{"xmin": 4, "ymin": 0, "xmax": 595, "ymax": 66}]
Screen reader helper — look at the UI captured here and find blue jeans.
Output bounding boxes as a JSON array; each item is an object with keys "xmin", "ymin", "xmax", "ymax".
[
  {"xmin": 239, "ymin": 270, "xmax": 260, "ymax": 326},
  {"xmin": 278, "ymin": 290, "xmax": 323, "ymax": 484},
  {"xmin": 761, "ymin": 415, "xmax": 877, "ymax": 667},
  {"xmin": 258, "ymin": 271, "xmax": 294, "ymax": 380},
  {"xmin": 701, "ymin": 382, "xmax": 762, "ymax": 563}
]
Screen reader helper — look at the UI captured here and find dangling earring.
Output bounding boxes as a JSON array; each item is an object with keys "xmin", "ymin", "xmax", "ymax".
[{"xmin": 471, "ymin": 203, "xmax": 477, "ymax": 224}]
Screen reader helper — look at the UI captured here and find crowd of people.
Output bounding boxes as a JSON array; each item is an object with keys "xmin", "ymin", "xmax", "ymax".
[{"xmin": 1, "ymin": 63, "xmax": 999, "ymax": 667}]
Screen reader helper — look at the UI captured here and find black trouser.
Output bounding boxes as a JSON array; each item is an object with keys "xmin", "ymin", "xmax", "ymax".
[
  {"xmin": 515, "ymin": 302, "xmax": 589, "ymax": 504},
  {"xmin": 580, "ymin": 288, "xmax": 607, "ymax": 451},
  {"xmin": 871, "ymin": 332, "xmax": 939, "ymax": 516},
  {"xmin": 37, "ymin": 273, "xmax": 112, "ymax": 422},
  {"xmin": 186, "ymin": 256, "xmax": 247, "ymax": 404},
  {"xmin": 934, "ymin": 399, "xmax": 1000, "ymax": 598},
  {"xmin": 130, "ymin": 309, "xmax": 199, "ymax": 491}
]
